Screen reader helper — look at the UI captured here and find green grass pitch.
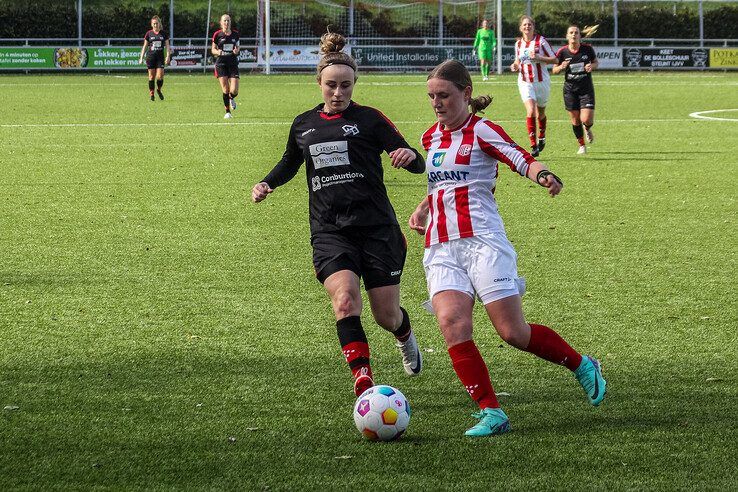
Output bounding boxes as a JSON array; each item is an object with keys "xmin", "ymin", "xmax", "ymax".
[{"xmin": 0, "ymin": 71, "xmax": 736, "ymax": 489}]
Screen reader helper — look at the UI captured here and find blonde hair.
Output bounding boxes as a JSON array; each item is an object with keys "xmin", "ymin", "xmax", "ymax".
[
  {"xmin": 151, "ymin": 15, "xmax": 162, "ymax": 24},
  {"xmin": 316, "ymin": 31, "xmax": 357, "ymax": 80},
  {"xmin": 519, "ymin": 15, "xmax": 534, "ymax": 27},
  {"xmin": 427, "ymin": 60, "xmax": 492, "ymax": 114}
]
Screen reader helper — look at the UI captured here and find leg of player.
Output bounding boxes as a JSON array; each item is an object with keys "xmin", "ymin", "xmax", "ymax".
[
  {"xmin": 324, "ymin": 270, "xmax": 374, "ymax": 396},
  {"xmin": 581, "ymin": 107, "xmax": 595, "ymax": 144},
  {"xmin": 537, "ymin": 105, "xmax": 547, "ymax": 152},
  {"xmin": 219, "ymin": 77, "xmax": 231, "ymax": 118},
  {"xmin": 228, "ymin": 77, "xmax": 239, "ymax": 111},
  {"xmin": 524, "ymin": 99, "xmax": 539, "ymax": 156},
  {"xmin": 367, "ymin": 285, "xmax": 422, "ymax": 377},
  {"xmin": 156, "ymin": 67, "xmax": 164, "ymax": 100},
  {"xmin": 147, "ymin": 69, "xmax": 156, "ymax": 101},
  {"xmin": 569, "ymin": 109, "xmax": 586, "ymax": 154},
  {"xmin": 484, "ymin": 295, "xmax": 606, "ymax": 406},
  {"xmin": 481, "ymin": 59, "xmax": 489, "ymax": 81},
  {"xmin": 434, "ymin": 290, "xmax": 510, "ymax": 437}
]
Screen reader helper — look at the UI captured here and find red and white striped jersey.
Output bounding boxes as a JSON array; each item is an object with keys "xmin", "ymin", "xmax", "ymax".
[
  {"xmin": 515, "ymin": 34, "xmax": 555, "ymax": 83},
  {"xmin": 420, "ymin": 114, "xmax": 536, "ymax": 247}
]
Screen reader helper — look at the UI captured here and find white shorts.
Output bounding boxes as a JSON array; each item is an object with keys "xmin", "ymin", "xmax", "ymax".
[
  {"xmin": 423, "ymin": 233, "xmax": 526, "ymax": 306},
  {"xmin": 517, "ymin": 77, "xmax": 550, "ymax": 107}
]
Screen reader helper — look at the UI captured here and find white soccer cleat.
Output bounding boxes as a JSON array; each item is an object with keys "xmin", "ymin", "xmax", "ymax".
[
  {"xmin": 577, "ymin": 145, "xmax": 587, "ymax": 155},
  {"xmin": 585, "ymin": 128, "xmax": 594, "ymax": 144},
  {"xmin": 483, "ymin": 76, "xmax": 489, "ymax": 81},
  {"xmin": 224, "ymin": 112, "xmax": 232, "ymax": 119},
  {"xmin": 396, "ymin": 331, "xmax": 422, "ymax": 376},
  {"xmin": 230, "ymin": 98, "xmax": 237, "ymax": 111}
]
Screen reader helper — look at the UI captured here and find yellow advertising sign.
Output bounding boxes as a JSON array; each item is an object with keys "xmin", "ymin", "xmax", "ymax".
[{"xmin": 710, "ymin": 48, "xmax": 738, "ymax": 68}]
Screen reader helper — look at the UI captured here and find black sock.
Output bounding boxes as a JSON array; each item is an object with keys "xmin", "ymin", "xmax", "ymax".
[
  {"xmin": 148, "ymin": 80, "xmax": 155, "ymax": 92},
  {"xmin": 156, "ymin": 79, "xmax": 163, "ymax": 91},
  {"xmin": 222, "ymin": 93, "xmax": 230, "ymax": 110},
  {"xmin": 572, "ymin": 124, "xmax": 584, "ymax": 139},
  {"xmin": 336, "ymin": 316, "xmax": 371, "ymax": 377},
  {"xmin": 394, "ymin": 307, "xmax": 412, "ymax": 342},
  {"xmin": 229, "ymin": 92, "xmax": 237, "ymax": 99},
  {"xmin": 584, "ymin": 123, "xmax": 593, "ymax": 131}
]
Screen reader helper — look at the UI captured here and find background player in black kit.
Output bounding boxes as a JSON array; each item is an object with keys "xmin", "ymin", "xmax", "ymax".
[
  {"xmin": 211, "ymin": 14, "xmax": 240, "ymax": 119},
  {"xmin": 138, "ymin": 15, "xmax": 171, "ymax": 101},
  {"xmin": 553, "ymin": 25, "xmax": 599, "ymax": 154},
  {"xmin": 251, "ymin": 31, "xmax": 425, "ymax": 397}
]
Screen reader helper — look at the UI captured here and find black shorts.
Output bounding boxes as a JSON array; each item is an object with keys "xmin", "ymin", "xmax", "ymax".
[
  {"xmin": 146, "ymin": 53, "xmax": 165, "ymax": 69},
  {"xmin": 214, "ymin": 63, "xmax": 239, "ymax": 79},
  {"xmin": 311, "ymin": 225, "xmax": 407, "ymax": 290},
  {"xmin": 563, "ymin": 86, "xmax": 595, "ymax": 111}
]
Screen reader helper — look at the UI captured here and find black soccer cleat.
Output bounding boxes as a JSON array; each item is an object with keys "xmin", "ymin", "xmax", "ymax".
[
  {"xmin": 530, "ymin": 145, "xmax": 539, "ymax": 158},
  {"xmin": 157, "ymin": 90, "xmax": 164, "ymax": 101},
  {"xmin": 537, "ymin": 137, "xmax": 546, "ymax": 152}
]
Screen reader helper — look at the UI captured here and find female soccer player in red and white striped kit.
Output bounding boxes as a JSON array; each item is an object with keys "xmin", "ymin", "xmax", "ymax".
[
  {"xmin": 510, "ymin": 15, "xmax": 556, "ymax": 157},
  {"xmin": 408, "ymin": 60, "xmax": 606, "ymax": 437}
]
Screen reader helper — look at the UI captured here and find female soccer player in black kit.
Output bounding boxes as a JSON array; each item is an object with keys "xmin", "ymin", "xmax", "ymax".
[
  {"xmin": 251, "ymin": 32, "xmax": 425, "ymax": 397},
  {"xmin": 138, "ymin": 15, "xmax": 171, "ymax": 101},
  {"xmin": 211, "ymin": 14, "xmax": 240, "ymax": 119},
  {"xmin": 553, "ymin": 25, "xmax": 599, "ymax": 154}
]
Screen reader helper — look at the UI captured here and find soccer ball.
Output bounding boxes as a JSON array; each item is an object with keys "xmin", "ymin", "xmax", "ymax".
[{"xmin": 353, "ymin": 385, "xmax": 411, "ymax": 441}]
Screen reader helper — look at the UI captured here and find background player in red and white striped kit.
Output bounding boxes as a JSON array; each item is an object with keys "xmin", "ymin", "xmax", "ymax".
[
  {"xmin": 251, "ymin": 32, "xmax": 425, "ymax": 397},
  {"xmin": 553, "ymin": 25, "xmax": 599, "ymax": 154},
  {"xmin": 211, "ymin": 14, "xmax": 240, "ymax": 119},
  {"xmin": 510, "ymin": 15, "xmax": 557, "ymax": 157},
  {"xmin": 138, "ymin": 16, "xmax": 171, "ymax": 101},
  {"xmin": 409, "ymin": 60, "xmax": 606, "ymax": 437}
]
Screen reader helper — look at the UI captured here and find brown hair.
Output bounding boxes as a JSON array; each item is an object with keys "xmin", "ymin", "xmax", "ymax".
[
  {"xmin": 519, "ymin": 15, "xmax": 534, "ymax": 27},
  {"xmin": 427, "ymin": 60, "xmax": 492, "ymax": 114},
  {"xmin": 316, "ymin": 31, "xmax": 357, "ymax": 81}
]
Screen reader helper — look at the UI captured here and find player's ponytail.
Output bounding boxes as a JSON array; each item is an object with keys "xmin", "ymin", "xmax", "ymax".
[
  {"xmin": 428, "ymin": 59, "xmax": 492, "ymax": 114},
  {"xmin": 317, "ymin": 29, "xmax": 358, "ymax": 81}
]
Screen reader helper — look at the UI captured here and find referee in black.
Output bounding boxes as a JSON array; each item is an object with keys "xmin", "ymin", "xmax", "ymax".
[
  {"xmin": 252, "ymin": 31, "xmax": 425, "ymax": 397},
  {"xmin": 553, "ymin": 24, "xmax": 599, "ymax": 155}
]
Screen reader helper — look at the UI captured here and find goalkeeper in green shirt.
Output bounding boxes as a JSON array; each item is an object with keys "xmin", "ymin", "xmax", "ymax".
[{"xmin": 473, "ymin": 19, "xmax": 496, "ymax": 80}]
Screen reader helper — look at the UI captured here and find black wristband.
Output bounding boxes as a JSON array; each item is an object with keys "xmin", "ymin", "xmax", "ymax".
[{"xmin": 536, "ymin": 170, "xmax": 562, "ymax": 186}]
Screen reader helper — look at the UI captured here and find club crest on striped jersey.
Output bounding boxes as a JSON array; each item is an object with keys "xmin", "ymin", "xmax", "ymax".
[
  {"xmin": 457, "ymin": 144, "xmax": 472, "ymax": 157},
  {"xmin": 431, "ymin": 152, "xmax": 446, "ymax": 167}
]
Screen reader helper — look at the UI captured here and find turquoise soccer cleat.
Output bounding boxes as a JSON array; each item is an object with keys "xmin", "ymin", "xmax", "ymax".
[
  {"xmin": 464, "ymin": 407, "xmax": 511, "ymax": 437},
  {"xmin": 575, "ymin": 355, "xmax": 607, "ymax": 406}
]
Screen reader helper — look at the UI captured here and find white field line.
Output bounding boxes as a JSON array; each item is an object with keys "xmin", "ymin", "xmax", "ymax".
[
  {"xmin": 0, "ymin": 118, "xmax": 702, "ymax": 129},
  {"xmin": 688, "ymin": 109, "xmax": 738, "ymax": 122}
]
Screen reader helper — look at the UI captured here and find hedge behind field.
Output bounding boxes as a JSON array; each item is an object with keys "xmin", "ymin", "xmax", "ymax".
[{"xmin": 0, "ymin": 1, "xmax": 735, "ymax": 40}]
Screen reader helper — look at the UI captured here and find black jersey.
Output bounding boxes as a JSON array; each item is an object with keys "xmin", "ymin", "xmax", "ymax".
[
  {"xmin": 262, "ymin": 102, "xmax": 425, "ymax": 234},
  {"xmin": 556, "ymin": 44, "xmax": 597, "ymax": 91},
  {"xmin": 212, "ymin": 29, "xmax": 240, "ymax": 65},
  {"xmin": 144, "ymin": 30, "xmax": 168, "ymax": 54}
]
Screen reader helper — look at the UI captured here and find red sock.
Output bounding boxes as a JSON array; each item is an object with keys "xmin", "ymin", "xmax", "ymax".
[
  {"xmin": 538, "ymin": 116, "xmax": 547, "ymax": 139},
  {"xmin": 577, "ymin": 137, "xmax": 585, "ymax": 146},
  {"xmin": 343, "ymin": 341, "xmax": 373, "ymax": 379},
  {"xmin": 525, "ymin": 324, "xmax": 582, "ymax": 371},
  {"xmin": 526, "ymin": 117, "xmax": 537, "ymax": 147},
  {"xmin": 337, "ymin": 316, "xmax": 373, "ymax": 380},
  {"xmin": 448, "ymin": 340, "xmax": 499, "ymax": 409}
]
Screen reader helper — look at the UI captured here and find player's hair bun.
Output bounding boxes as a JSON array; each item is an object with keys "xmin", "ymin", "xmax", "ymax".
[
  {"xmin": 470, "ymin": 95, "xmax": 493, "ymax": 114},
  {"xmin": 320, "ymin": 31, "xmax": 346, "ymax": 54}
]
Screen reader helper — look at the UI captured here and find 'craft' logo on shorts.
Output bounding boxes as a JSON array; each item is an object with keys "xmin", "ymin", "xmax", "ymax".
[
  {"xmin": 431, "ymin": 152, "xmax": 446, "ymax": 167},
  {"xmin": 458, "ymin": 144, "xmax": 472, "ymax": 156},
  {"xmin": 311, "ymin": 176, "xmax": 322, "ymax": 191}
]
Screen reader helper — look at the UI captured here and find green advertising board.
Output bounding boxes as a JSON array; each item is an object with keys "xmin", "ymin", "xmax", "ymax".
[
  {"xmin": 0, "ymin": 47, "xmax": 141, "ymax": 69},
  {"xmin": 0, "ymin": 48, "xmax": 55, "ymax": 68}
]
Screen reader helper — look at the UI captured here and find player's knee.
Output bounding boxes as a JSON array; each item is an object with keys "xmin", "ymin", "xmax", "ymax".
[
  {"xmin": 332, "ymin": 290, "xmax": 360, "ymax": 318},
  {"xmin": 438, "ymin": 314, "xmax": 473, "ymax": 347}
]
